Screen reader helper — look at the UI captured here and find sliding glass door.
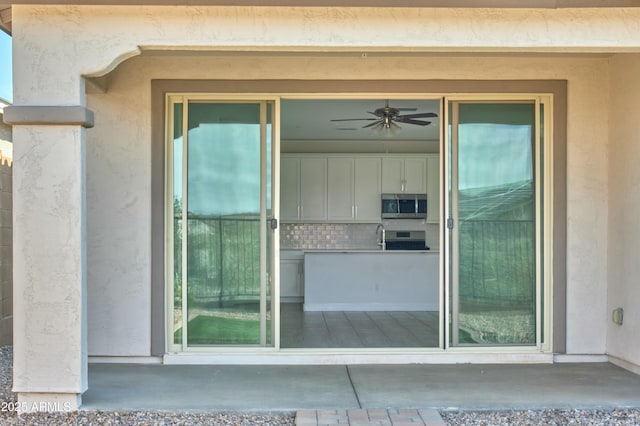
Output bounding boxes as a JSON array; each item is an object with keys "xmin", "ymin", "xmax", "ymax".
[
  {"xmin": 167, "ymin": 97, "xmax": 276, "ymax": 350},
  {"xmin": 447, "ymin": 99, "xmax": 548, "ymax": 347}
]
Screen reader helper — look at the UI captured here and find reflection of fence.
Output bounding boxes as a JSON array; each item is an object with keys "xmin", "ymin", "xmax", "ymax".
[
  {"xmin": 174, "ymin": 215, "xmax": 261, "ymax": 306},
  {"xmin": 458, "ymin": 220, "xmax": 535, "ymax": 307}
]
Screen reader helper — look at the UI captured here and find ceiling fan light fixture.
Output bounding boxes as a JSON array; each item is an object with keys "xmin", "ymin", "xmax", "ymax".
[
  {"xmin": 329, "ymin": 100, "xmax": 438, "ymax": 135},
  {"xmin": 374, "ymin": 120, "xmax": 401, "ymax": 137}
]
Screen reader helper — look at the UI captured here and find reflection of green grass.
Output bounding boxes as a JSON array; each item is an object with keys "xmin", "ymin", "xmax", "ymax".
[
  {"xmin": 175, "ymin": 315, "xmax": 270, "ymax": 345},
  {"xmin": 458, "ymin": 328, "xmax": 477, "ymax": 344}
]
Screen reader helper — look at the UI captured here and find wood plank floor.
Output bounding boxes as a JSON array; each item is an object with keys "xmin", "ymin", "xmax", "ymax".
[{"xmin": 280, "ymin": 303, "xmax": 439, "ymax": 348}]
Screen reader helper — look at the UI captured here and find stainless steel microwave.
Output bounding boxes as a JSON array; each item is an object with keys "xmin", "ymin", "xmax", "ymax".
[{"xmin": 381, "ymin": 193, "xmax": 427, "ymax": 219}]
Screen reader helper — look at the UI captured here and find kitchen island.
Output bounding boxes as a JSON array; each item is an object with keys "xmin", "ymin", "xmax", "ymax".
[{"xmin": 303, "ymin": 250, "xmax": 439, "ymax": 311}]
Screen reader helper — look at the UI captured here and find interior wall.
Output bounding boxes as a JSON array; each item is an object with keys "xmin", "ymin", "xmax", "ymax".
[
  {"xmin": 607, "ymin": 53, "xmax": 640, "ymax": 369},
  {"xmin": 86, "ymin": 53, "xmax": 608, "ymax": 356}
]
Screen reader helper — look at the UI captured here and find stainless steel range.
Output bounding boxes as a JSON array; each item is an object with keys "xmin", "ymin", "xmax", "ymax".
[{"xmin": 384, "ymin": 230, "xmax": 429, "ymax": 251}]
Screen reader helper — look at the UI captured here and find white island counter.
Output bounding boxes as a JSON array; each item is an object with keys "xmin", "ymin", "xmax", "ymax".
[{"xmin": 303, "ymin": 250, "xmax": 439, "ymax": 312}]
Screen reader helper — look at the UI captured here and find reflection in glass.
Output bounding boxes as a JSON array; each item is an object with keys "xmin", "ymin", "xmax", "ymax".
[
  {"xmin": 175, "ymin": 102, "xmax": 269, "ymax": 346},
  {"xmin": 455, "ymin": 103, "xmax": 536, "ymax": 345}
]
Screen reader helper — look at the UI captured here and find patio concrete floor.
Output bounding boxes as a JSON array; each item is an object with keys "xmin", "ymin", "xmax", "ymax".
[{"xmin": 81, "ymin": 362, "xmax": 640, "ymax": 414}]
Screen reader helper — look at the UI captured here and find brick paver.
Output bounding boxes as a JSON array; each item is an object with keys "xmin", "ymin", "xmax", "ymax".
[{"xmin": 295, "ymin": 408, "xmax": 445, "ymax": 426}]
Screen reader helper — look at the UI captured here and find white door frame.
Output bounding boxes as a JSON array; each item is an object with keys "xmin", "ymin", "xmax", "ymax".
[
  {"xmin": 443, "ymin": 94, "xmax": 554, "ymax": 353},
  {"xmin": 162, "ymin": 92, "xmax": 554, "ymax": 361}
]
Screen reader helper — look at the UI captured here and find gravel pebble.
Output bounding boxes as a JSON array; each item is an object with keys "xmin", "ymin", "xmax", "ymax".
[{"xmin": 441, "ymin": 408, "xmax": 640, "ymax": 425}]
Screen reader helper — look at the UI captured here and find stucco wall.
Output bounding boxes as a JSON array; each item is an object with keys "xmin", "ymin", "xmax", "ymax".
[
  {"xmin": 607, "ymin": 53, "xmax": 640, "ymax": 369},
  {"xmin": 9, "ymin": 5, "xmax": 631, "ymax": 357},
  {"xmin": 86, "ymin": 52, "xmax": 609, "ymax": 356}
]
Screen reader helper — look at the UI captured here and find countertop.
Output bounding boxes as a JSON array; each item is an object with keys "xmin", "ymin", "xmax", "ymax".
[{"xmin": 303, "ymin": 249, "xmax": 438, "ymax": 254}]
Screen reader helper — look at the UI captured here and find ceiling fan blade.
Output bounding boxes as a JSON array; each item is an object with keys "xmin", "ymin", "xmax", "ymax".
[
  {"xmin": 396, "ymin": 107, "xmax": 418, "ymax": 111},
  {"xmin": 395, "ymin": 118, "xmax": 432, "ymax": 126},
  {"xmin": 363, "ymin": 120, "xmax": 383, "ymax": 128},
  {"xmin": 396, "ymin": 112, "xmax": 438, "ymax": 119},
  {"xmin": 330, "ymin": 118, "xmax": 377, "ymax": 122}
]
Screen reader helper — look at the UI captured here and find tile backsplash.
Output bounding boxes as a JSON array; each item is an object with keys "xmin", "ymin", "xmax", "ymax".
[{"xmin": 280, "ymin": 221, "xmax": 440, "ymax": 250}]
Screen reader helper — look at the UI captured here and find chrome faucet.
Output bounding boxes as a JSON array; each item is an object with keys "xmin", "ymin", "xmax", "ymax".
[{"xmin": 376, "ymin": 223, "xmax": 386, "ymax": 250}]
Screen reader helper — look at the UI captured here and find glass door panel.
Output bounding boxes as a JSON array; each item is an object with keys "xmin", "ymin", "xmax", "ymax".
[
  {"xmin": 171, "ymin": 100, "xmax": 184, "ymax": 347},
  {"xmin": 449, "ymin": 101, "xmax": 538, "ymax": 346},
  {"xmin": 171, "ymin": 99, "xmax": 274, "ymax": 348}
]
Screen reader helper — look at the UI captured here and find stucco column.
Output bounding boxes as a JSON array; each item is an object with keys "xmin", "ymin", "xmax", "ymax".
[{"xmin": 4, "ymin": 107, "xmax": 93, "ymax": 412}]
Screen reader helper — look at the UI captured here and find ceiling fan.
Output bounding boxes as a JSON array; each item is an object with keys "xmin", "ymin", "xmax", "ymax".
[{"xmin": 330, "ymin": 100, "xmax": 438, "ymax": 131}]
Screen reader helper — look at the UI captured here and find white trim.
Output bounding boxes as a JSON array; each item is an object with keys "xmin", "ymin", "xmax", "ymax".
[
  {"xmin": 180, "ymin": 98, "xmax": 189, "ymax": 353},
  {"xmin": 165, "ymin": 95, "xmax": 183, "ymax": 354},
  {"xmin": 260, "ymin": 100, "xmax": 268, "ymax": 346},
  {"xmin": 271, "ymin": 98, "xmax": 282, "ymax": 350},
  {"xmin": 535, "ymin": 96, "xmax": 542, "ymax": 349},
  {"xmin": 164, "ymin": 352, "xmax": 554, "ymax": 365},
  {"xmin": 541, "ymin": 94, "xmax": 555, "ymax": 352},
  {"xmin": 165, "ymin": 95, "xmax": 281, "ymax": 352},
  {"xmin": 607, "ymin": 355, "xmax": 640, "ymax": 375},
  {"xmin": 553, "ymin": 354, "xmax": 609, "ymax": 363},
  {"xmin": 89, "ymin": 356, "xmax": 163, "ymax": 364},
  {"xmin": 444, "ymin": 95, "xmax": 553, "ymax": 351},
  {"xmin": 163, "ymin": 92, "xmax": 554, "ymax": 357}
]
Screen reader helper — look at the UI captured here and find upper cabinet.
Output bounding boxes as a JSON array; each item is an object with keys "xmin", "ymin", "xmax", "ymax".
[
  {"xmin": 382, "ymin": 157, "xmax": 427, "ymax": 193},
  {"xmin": 426, "ymin": 154, "xmax": 440, "ymax": 223},
  {"xmin": 281, "ymin": 156, "xmax": 327, "ymax": 221},
  {"xmin": 353, "ymin": 158, "xmax": 382, "ymax": 221},
  {"xmin": 280, "ymin": 157, "xmax": 300, "ymax": 220},
  {"xmin": 327, "ymin": 157, "xmax": 381, "ymax": 222},
  {"xmin": 281, "ymin": 154, "xmax": 437, "ymax": 223},
  {"xmin": 300, "ymin": 158, "xmax": 327, "ymax": 220},
  {"xmin": 327, "ymin": 158, "xmax": 354, "ymax": 221}
]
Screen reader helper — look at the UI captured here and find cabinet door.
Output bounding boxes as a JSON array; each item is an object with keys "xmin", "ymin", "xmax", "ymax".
[
  {"xmin": 300, "ymin": 158, "xmax": 327, "ymax": 220},
  {"xmin": 280, "ymin": 260, "xmax": 302, "ymax": 298},
  {"xmin": 426, "ymin": 155, "xmax": 440, "ymax": 223},
  {"xmin": 328, "ymin": 158, "xmax": 355, "ymax": 220},
  {"xmin": 403, "ymin": 157, "xmax": 427, "ymax": 193},
  {"xmin": 280, "ymin": 157, "xmax": 300, "ymax": 220},
  {"xmin": 381, "ymin": 157, "xmax": 403, "ymax": 193},
  {"xmin": 354, "ymin": 158, "xmax": 381, "ymax": 221}
]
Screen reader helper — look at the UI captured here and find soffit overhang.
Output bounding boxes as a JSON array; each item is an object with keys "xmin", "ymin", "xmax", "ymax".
[
  {"xmin": 3, "ymin": 0, "xmax": 640, "ymax": 7},
  {"xmin": 0, "ymin": 5, "xmax": 10, "ymax": 34},
  {"xmin": 1, "ymin": 0, "xmax": 638, "ymax": 35}
]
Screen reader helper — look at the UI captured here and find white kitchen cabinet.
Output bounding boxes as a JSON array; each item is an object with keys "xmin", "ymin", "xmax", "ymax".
[
  {"xmin": 300, "ymin": 158, "xmax": 327, "ymax": 220},
  {"xmin": 327, "ymin": 158, "xmax": 354, "ymax": 221},
  {"xmin": 304, "ymin": 251, "xmax": 439, "ymax": 311},
  {"xmin": 354, "ymin": 157, "xmax": 382, "ymax": 221},
  {"xmin": 382, "ymin": 156, "xmax": 427, "ymax": 193},
  {"xmin": 280, "ymin": 156, "xmax": 327, "ymax": 221},
  {"xmin": 280, "ymin": 251, "xmax": 304, "ymax": 301},
  {"xmin": 381, "ymin": 157, "xmax": 403, "ymax": 193},
  {"xmin": 426, "ymin": 155, "xmax": 440, "ymax": 223},
  {"xmin": 280, "ymin": 157, "xmax": 300, "ymax": 221},
  {"xmin": 327, "ymin": 157, "xmax": 381, "ymax": 222}
]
